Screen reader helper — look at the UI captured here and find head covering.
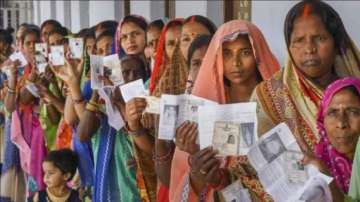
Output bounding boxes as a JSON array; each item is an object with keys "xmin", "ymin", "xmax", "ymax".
[
  {"xmin": 115, "ymin": 15, "xmax": 148, "ymax": 56},
  {"xmin": 149, "ymin": 18, "xmax": 184, "ymax": 94},
  {"xmin": 281, "ymin": 0, "xmax": 360, "ymax": 140},
  {"xmin": 315, "ymin": 77, "xmax": 360, "ymax": 193},
  {"xmin": 192, "ymin": 20, "xmax": 280, "ymax": 104}
]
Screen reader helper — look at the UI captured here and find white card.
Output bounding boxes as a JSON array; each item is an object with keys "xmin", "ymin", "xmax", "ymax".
[
  {"xmin": 144, "ymin": 96, "xmax": 160, "ymax": 114},
  {"xmin": 90, "ymin": 55, "xmax": 104, "ymax": 89},
  {"xmin": 9, "ymin": 50, "xmax": 28, "ymax": 67},
  {"xmin": 119, "ymin": 79, "xmax": 147, "ymax": 103},
  {"xmin": 69, "ymin": 38, "xmax": 84, "ymax": 59},
  {"xmin": 103, "ymin": 54, "xmax": 124, "ymax": 86},
  {"xmin": 35, "ymin": 43, "xmax": 48, "ymax": 57},
  {"xmin": 25, "ymin": 83, "xmax": 40, "ymax": 98},
  {"xmin": 221, "ymin": 181, "xmax": 251, "ymax": 202},
  {"xmin": 50, "ymin": 45, "xmax": 65, "ymax": 66},
  {"xmin": 98, "ymin": 87, "xmax": 125, "ymax": 130},
  {"xmin": 35, "ymin": 53, "xmax": 47, "ymax": 73}
]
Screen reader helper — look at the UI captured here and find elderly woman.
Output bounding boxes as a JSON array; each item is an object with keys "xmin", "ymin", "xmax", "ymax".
[{"xmin": 305, "ymin": 77, "xmax": 360, "ymax": 201}]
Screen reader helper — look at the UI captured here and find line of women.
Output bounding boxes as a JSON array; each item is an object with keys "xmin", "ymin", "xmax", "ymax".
[{"xmin": 0, "ymin": 0, "xmax": 359, "ymax": 201}]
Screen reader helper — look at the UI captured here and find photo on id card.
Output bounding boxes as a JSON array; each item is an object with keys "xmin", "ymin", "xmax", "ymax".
[
  {"xmin": 50, "ymin": 45, "xmax": 65, "ymax": 66},
  {"xmin": 144, "ymin": 96, "xmax": 160, "ymax": 114},
  {"xmin": 103, "ymin": 54, "xmax": 123, "ymax": 86},
  {"xmin": 212, "ymin": 121, "xmax": 240, "ymax": 156},
  {"xmin": 221, "ymin": 180, "xmax": 251, "ymax": 202},
  {"xmin": 35, "ymin": 53, "xmax": 47, "ymax": 73},
  {"xmin": 35, "ymin": 43, "xmax": 48, "ymax": 57},
  {"xmin": 69, "ymin": 38, "xmax": 84, "ymax": 59},
  {"xmin": 282, "ymin": 150, "xmax": 308, "ymax": 184}
]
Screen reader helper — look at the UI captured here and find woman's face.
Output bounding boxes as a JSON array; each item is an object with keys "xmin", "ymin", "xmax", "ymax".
[
  {"xmin": 85, "ymin": 37, "xmax": 96, "ymax": 55},
  {"xmin": 324, "ymin": 88, "xmax": 360, "ymax": 158},
  {"xmin": 146, "ymin": 27, "xmax": 162, "ymax": 60},
  {"xmin": 16, "ymin": 26, "xmax": 27, "ymax": 47},
  {"xmin": 96, "ymin": 36, "xmax": 113, "ymax": 56},
  {"xmin": 189, "ymin": 45, "xmax": 208, "ymax": 82},
  {"xmin": 48, "ymin": 33, "xmax": 65, "ymax": 46},
  {"xmin": 289, "ymin": 14, "xmax": 336, "ymax": 80},
  {"xmin": 120, "ymin": 22, "xmax": 146, "ymax": 55},
  {"xmin": 41, "ymin": 24, "xmax": 56, "ymax": 42},
  {"xmin": 165, "ymin": 25, "xmax": 182, "ymax": 60},
  {"xmin": 180, "ymin": 22, "xmax": 210, "ymax": 61},
  {"xmin": 222, "ymin": 35, "xmax": 257, "ymax": 85},
  {"xmin": 23, "ymin": 33, "xmax": 39, "ymax": 56}
]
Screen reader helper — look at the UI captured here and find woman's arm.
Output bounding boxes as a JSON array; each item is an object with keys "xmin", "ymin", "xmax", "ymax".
[
  {"xmin": 124, "ymin": 98, "xmax": 155, "ymax": 155},
  {"xmin": 4, "ymin": 61, "xmax": 20, "ymax": 112},
  {"xmin": 77, "ymin": 92, "xmax": 100, "ymax": 142}
]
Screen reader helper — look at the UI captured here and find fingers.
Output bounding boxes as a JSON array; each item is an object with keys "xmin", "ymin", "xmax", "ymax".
[
  {"xmin": 200, "ymin": 158, "xmax": 219, "ymax": 173},
  {"xmin": 204, "ymin": 162, "xmax": 221, "ymax": 182},
  {"xmin": 191, "ymin": 147, "xmax": 217, "ymax": 169}
]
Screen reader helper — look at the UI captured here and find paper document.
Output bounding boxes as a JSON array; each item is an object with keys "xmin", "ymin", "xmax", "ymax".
[
  {"xmin": 158, "ymin": 94, "xmax": 216, "ymax": 140},
  {"xmin": 247, "ymin": 123, "xmax": 333, "ymax": 202},
  {"xmin": 198, "ymin": 102, "xmax": 257, "ymax": 155}
]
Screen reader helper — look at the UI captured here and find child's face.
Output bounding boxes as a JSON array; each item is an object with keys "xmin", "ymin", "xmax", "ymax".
[{"xmin": 42, "ymin": 161, "xmax": 70, "ymax": 188}]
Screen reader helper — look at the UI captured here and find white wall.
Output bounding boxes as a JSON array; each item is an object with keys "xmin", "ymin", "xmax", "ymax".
[
  {"xmin": 39, "ymin": 1, "xmax": 51, "ymax": 25},
  {"xmin": 175, "ymin": 1, "xmax": 208, "ymax": 18},
  {"xmin": 55, "ymin": 1, "xmax": 65, "ymax": 26},
  {"xmin": 89, "ymin": 1, "xmax": 115, "ymax": 27},
  {"xmin": 252, "ymin": 0, "xmax": 360, "ymax": 64},
  {"xmin": 130, "ymin": 0, "xmax": 151, "ymax": 21},
  {"xmin": 70, "ymin": 1, "xmax": 81, "ymax": 32}
]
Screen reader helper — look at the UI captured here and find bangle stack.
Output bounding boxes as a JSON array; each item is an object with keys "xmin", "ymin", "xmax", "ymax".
[
  {"xmin": 153, "ymin": 146, "xmax": 175, "ymax": 165},
  {"xmin": 85, "ymin": 101, "xmax": 98, "ymax": 112},
  {"xmin": 7, "ymin": 85, "xmax": 16, "ymax": 94}
]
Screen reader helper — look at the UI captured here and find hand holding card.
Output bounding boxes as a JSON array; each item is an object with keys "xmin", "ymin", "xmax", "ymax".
[
  {"xmin": 119, "ymin": 79, "xmax": 148, "ymax": 103},
  {"xmin": 9, "ymin": 51, "xmax": 28, "ymax": 67}
]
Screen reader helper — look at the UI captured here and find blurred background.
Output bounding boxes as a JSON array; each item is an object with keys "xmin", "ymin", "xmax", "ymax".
[{"xmin": 1, "ymin": 0, "xmax": 359, "ymax": 63}]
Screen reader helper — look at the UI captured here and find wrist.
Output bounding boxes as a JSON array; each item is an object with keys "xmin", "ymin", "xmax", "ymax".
[{"xmin": 125, "ymin": 123, "xmax": 147, "ymax": 136}]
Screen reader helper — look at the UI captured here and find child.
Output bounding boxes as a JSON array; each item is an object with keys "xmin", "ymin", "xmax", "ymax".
[{"xmin": 29, "ymin": 149, "xmax": 81, "ymax": 202}]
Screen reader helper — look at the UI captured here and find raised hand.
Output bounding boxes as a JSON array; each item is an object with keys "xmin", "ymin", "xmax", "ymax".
[
  {"xmin": 125, "ymin": 97, "xmax": 147, "ymax": 131},
  {"xmin": 175, "ymin": 121, "xmax": 199, "ymax": 155}
]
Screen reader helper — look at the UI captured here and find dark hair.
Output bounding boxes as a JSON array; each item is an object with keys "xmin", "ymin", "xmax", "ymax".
[
  {"xmin": 76, "ymin": 28, "xmax": 90, "ymax": 38},
  {"xmin": 21, "ymin": 26, "xmax": 40, "ymax": 44},
  {"xmin": 48, "ymin": 26, "xmax": 68, "ymax": 38},
  {"xmin": 40, "ymin": 19, "xmax": 62, "ymax": 32},
  {"xmin": 121, "ymin": 55, "xmax": 149, "ymax": 81},
  {"xmin": 0, "ymin": 27, "xmax": 14, "ymax": 45},
  {"xmin": 148, "ymin": 19, "xmax": 165, "ymax": 31},
  {"xmin": 96, "ymin": 20, "xmax": 118, "ymax": 33},
  {"xmin": 344, "ymin": 86, "xmax": 360, "ymax": 98},
  {"xmin": 284, "ymin": 0, "xmax": 350, "ymax": 53},
  {"xmin": 184, "ymin": 15, "xmax": 217, "ymax": 35},
  {"xmin": 187, "ymin": 35, "xmax": 211, "ymax": 67},
  {"xmin": 95, "ymin": 29, "xmax": 115, "ymax": 45},
  {"xmin": 83, "ymin": 27, "xmax": 96, "ymax": 41},
  {"xmin": 44, "ymin": 149, "xmax": 78, "ymax": 181},
  {"xmin": 122, "ymin": 15, "xmax": 148, "ymax": 32}
]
